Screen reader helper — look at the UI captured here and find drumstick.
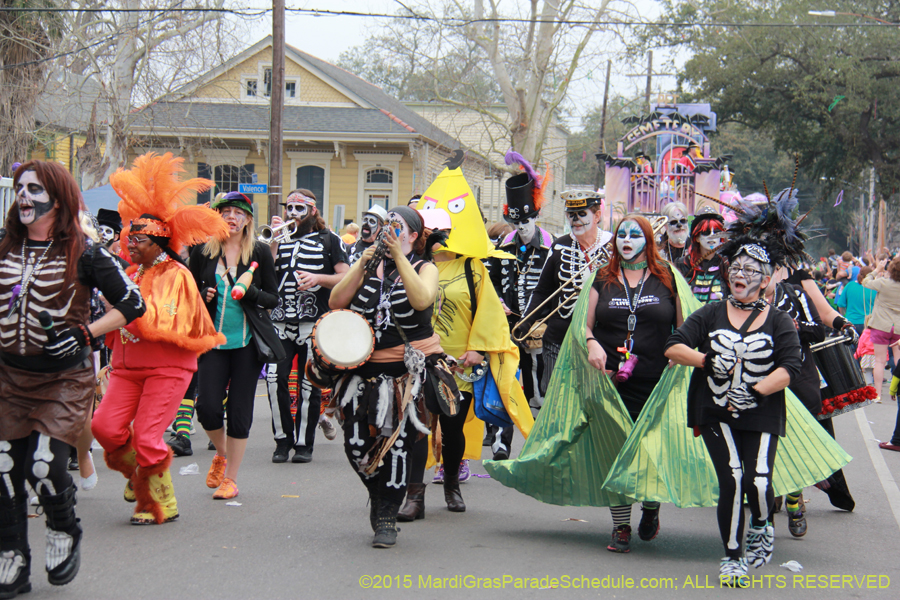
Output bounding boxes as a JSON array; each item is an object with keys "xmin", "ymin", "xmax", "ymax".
[{"xmin": 231, "ymin": 262, "xmax": 259, "ymax": 300}]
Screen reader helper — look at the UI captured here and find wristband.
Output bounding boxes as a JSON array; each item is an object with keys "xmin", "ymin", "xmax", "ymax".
[{"xmin": 586, "ymin": 337, "xmax": 599, "ymax": 346}]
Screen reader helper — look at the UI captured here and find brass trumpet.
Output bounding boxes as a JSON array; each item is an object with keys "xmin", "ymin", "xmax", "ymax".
[
  {"xmin": 258, "ymin": 220, "xmax": 298, "ymax": 244},
  {"xmin": 511, "ymin": 215, "xmax": 668, "ymax": 343}
]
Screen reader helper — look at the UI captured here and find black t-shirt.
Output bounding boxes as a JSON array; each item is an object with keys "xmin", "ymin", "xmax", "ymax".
[
  {"xmin": 665, "ymin": 301, "xmax": 803, "ymax": 436},
  {"xmin": 271, "ymin": 229, "xmax": 348, "ymax": 323},
  {"xmin": 348, "ymin": 239, "xmax": 374, "ymax": 266},
  {"xmin": 592, "ymin": 268, "xmax": 677, "ymax": 417}
]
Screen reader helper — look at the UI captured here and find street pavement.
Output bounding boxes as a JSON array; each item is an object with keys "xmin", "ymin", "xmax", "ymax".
[{"xmin": 20, "ymin": 381, "xmax": 900, "ymax": 599}]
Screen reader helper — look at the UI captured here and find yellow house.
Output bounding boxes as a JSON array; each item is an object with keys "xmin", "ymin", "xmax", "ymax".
[{"xmin": 128, "ymin": 36, "xmax": 493, "ymax": 228}]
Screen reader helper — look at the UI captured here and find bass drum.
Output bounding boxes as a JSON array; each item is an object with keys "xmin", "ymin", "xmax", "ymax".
[
  {"xmin": 811, "ymin": 334, "xmax": 876, "ymax": 419},
  {"xmin": 306, "ymin": 309, "xmax": 375, "ymax": 389}
]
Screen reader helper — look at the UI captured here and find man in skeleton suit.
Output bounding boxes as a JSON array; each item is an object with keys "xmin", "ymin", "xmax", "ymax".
[
  {"xmin": 519, "ymin": 190, "xmax": 612, "ymax": 395},
  {"xmin": 267, "ymin": 189, "xmax": 349, "ymax": 463},
  {"xmin": 485, "ymin": 166, "xmax": 553, "ymax": 460},
  {"xmin": 96, "ymin": 209, "xmax": 122, "ymax": 252},
  {"xmin": 658, "ymin": 201, "xmax": 689, "ymax": 263},
  {"xmin": 347, "ymin": 205, "xmax": 388, "ymax": 265}
]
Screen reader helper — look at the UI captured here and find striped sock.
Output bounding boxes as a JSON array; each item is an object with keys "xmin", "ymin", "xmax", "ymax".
[
  {"xmin": 610, "ymin": 505, "xmax": 632, "ymax": 528},
  {"xmin": 174, "ymin": 398, "xmax": 195, "ymax": 437},
  {"xmin": 785, "ymin": 492, "xmax": 801, "ymax": 513}
]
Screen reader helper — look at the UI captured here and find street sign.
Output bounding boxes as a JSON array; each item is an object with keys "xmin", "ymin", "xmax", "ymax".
[{"xmin": 239, "ymin": 183, "xmax": 267, "ymax": 194}]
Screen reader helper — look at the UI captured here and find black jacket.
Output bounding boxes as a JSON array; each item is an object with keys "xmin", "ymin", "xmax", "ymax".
[{"xmin": 189, "ymin": 241, "xmax": 279, "ymax": 319}]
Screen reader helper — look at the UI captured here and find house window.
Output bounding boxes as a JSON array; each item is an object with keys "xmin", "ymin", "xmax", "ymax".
[
  {"xmin": 285, "ymin": 81, "xmax": 296, "ymax": 98},
  {"xmin": 263, "ymin": 68, "xmax": 272, "ymax": 97},
  {"xmin": 210, "ymin": 164, "xmax": 255, "ymax": 202},
  {"xmin": 366, "ymin": 169, "xmax": 393, "ymax": 184},
  {"xmin": 364, "ymin": 168, "xmax": 393, "ymax": 210},
  {"xmin": 246, "ymin": 80, "xmax": 257, "ymax": 97},
  {"xmin": 296, "ymin": 165, "xmax": 325, "ymax": 213}
]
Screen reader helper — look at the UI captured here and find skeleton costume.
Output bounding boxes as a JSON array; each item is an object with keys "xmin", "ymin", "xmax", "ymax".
[
  {"xmin": 0, "ymin": 161, "xmax": 145, "ymax": 595},
  {"xmin": 93, "ymin": 153, "xmax": 230, "ymax": 524},
  {"xmin": 522, "ymin": 190, "xmax": 611, "ymax": 394},
  {"xmin": 675, "ymin": 212, "xmax": 727, "ymax": 303},
  {"xmin": 267, "ymin": 191, "xmax": 349, "ymax": 462},
  {"xmin": 485, "ymin": 154, "xmax": 552, "ymax": 456},
  {"xmin": 666, "ymin": 235, "xmax": 803, "ymax": 584}
]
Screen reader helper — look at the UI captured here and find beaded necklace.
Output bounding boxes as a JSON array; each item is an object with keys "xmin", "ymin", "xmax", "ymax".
[{"xmin": 8, "ymin": 239, "xmax": 54, "ymax": 315}]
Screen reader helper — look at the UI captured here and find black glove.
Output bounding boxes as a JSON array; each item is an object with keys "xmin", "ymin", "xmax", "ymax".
[
  {"xmin": 44, "ymin": 325, "xmax": 93, "ymax": 360},
  {"xmin": 726, "ymin": 384, "xmax": 762, "ymax": 417},
  {"xmin": 841, "ymin": 324, "xmax": 859, "ymax": 345},
  {"xmin": 703, "ymin": 351, "xmax": 737, "ymax": 379},
  {"xmin": 241, "ymin": 284, "xmax": 260, "ymax": 304}
]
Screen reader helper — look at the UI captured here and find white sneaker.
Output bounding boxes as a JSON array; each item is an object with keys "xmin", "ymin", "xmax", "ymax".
[
  {"xmin": 318, "ymin": 416, "xmax": 337, "ymax": 441},
  {"xmin": 745, "ymin": 524, "xmax": 774, "ymax": 568},
  {"xmin": 719, "ymin": 556, "xmax": 748, "ymax": 587}
]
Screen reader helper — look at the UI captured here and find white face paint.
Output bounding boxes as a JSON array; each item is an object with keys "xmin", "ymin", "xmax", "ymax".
[
  {"xmin": 728, "ymin": 255, "xmax": 769, "ymax": 302},
  {"xmin": 698, "ymin": 230, "xmax": 726, "ymax": 252},
  {"xmin": 616, "ymin": 220, "xmax": 647, "ymax": 263},
  {"xmin": 99, "ymin": 225, "xmax": 116, "ymax": 246},
  {"xmin": 666, "ymin": 208, "xmax": 689, "ymax": 246},
  {"xmin": 15, "ymin": 170, "xmax": 56, "ymax": 227},
  {"xmin": 360, "ymin": 214, "xmax": 382, "ymax": 243},
  {"xmin": 510, "ymin": 215, "xmax": 537, "ymax": 244},
  {"xmin": 566, "ymin": 208, "xmax": 596, "ymax": 240},
  {"xmin": 285, "ymin": 202, "xmax": 310, "ymax": 222}
]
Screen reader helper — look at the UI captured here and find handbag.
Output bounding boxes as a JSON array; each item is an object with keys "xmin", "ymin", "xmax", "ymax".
[
  {"xmin": 463, "ymin": 258, "xmax": 513, "ymax": 428},
  {"xmin": 226, "ymin": 269, "xmax": 286, "ymax": 364}
]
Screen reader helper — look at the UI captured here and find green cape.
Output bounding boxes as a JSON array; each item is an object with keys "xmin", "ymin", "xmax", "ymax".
[{"xmin": 484, "ymin": 267, "xmax": 851, "ymax": 508}]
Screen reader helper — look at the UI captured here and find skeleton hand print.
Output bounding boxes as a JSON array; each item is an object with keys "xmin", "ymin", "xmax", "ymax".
[{"xmin": 707, "ymin": 329, "xmax": 774, "ymax": 407}]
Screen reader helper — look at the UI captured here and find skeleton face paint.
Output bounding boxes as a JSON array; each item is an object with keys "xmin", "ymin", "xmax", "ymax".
[
  {"xmin": 99, "ymin": 225, "xmax": 116, "ymax": 246},
  {"xmin": 728, "ymin": 255, "xmax": 768, "ymax": 302},
  {"xmin": 666, "ymin": 208, "xmax": 689, "ymax": 246},
  {"xmin": 360, "ymin": 214, "xmax": 382, "ymax": 243},
  {"xmin": 285, "ymin": 202, "xmax": 310, "ymax": 222},
  {"xmin": 387, "ymin": 211, "xmax": 415, "ymax": 255},
  {"xmin": 219, "ymin": 206, "xmax": 249, "ymax": 235},
  {"xmin": 15, "ymin": 170, "xmax": 56, "ymax": 226},
  {"xmin": 698, "ymin": 229, "xmax": 726, "ymax": 252},
  {"xmin": 510, "ymin": 215, "xmax": 537, "ymax": 244},
  {"xmin": 566, "ymin": 209, "xmax": 595, "ymax": 239},
  {"xmin": 616, "ymin": 220, "xmax": 646, "ymax": 262}
]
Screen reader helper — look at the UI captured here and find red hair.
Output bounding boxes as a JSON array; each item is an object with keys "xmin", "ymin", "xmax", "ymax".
[
  {"xmin": 685, "ymin": 217, "xmax": 725, "ymax": 277},
  {"xmin": 597, "ymin": 214, "xmax": 674, "ymax": 296},
  {"xmin": 1, "ymin": 160, "xmax": 85, "ymax": 286}
]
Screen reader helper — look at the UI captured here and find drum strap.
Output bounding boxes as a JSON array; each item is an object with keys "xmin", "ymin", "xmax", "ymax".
[{"xmin": 737, "ymin": 308, "xmax": 763, "ymax": 335}]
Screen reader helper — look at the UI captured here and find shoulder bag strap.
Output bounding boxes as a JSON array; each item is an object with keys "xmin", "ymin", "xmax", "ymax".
[{"xmin": 464, "ymin": 257, "xmax": 478, "ymax": 320}]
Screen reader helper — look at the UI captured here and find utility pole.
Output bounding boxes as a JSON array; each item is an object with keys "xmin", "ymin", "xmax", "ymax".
[
  {"xmin": 867, "ymin": 166, "xmax": 876, "ymax": 251},
  {"xmin": 594, "ymin": 60, "xmax": 612, "ymax": 190},
  {"xmin": 645, "ymin": 51, "xmax": 653, "ymax": 110},
  {"xmin": 268, "ymin": 0, "xmax": 286, "ymax": 222}
]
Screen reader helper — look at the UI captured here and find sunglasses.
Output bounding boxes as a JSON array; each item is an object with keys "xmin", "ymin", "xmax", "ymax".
[
  {"xmin": 668, "ymin": 218, "xmax": 688, "ymax": 227},
  {"xmin": 126, "ymin": 236, "xmax": 151, "ymax": 246}
]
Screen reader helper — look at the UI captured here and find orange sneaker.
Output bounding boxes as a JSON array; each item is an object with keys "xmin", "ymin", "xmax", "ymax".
[
  {"xmin": 213, "ymin": 477, "xmax": 239, "ymax": 499},
  {"xmin": 206, "ymin": 455, "xmax": 227, "ymax": 489}
]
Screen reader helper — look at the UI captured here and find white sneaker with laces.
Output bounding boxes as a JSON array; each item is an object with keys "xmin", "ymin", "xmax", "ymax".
[{"xmin": 318, "ymin": 416, "xmax": 337, "ymax": 441}]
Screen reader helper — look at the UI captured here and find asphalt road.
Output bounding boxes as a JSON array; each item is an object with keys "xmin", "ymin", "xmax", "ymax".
[{"xmin": 19, "ymin": 381, "xmax": 900, "ymax": 599}]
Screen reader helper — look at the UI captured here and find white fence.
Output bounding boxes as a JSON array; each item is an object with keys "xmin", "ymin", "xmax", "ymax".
[{"xmin": 1, "ymin": 177, "xmax": 14, "ymax": 221}]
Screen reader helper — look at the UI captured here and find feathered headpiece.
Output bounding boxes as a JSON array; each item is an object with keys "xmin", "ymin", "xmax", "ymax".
[
  {"xmin": 503, "ymin": 149, "xmax": 548, "ymax": 221},
  {"xmin": 718, "ymin": 233, "xmax": 784, "ymax": 269},
  {"xmin": 111, "ymin": 152, "xmax": 230, "ymax": 255},
  {"xmin": 717, "ymin": 186, "xmax": 807, "ymax": 267}
]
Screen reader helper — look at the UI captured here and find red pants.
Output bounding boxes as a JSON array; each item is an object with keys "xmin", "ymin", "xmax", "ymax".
[{"xmin": 92, "ymin": 366, "xmax": 193, "ymax": 467}]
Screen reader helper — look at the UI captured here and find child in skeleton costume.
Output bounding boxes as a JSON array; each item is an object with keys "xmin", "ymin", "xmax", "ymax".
[
  {"xmin": 520, "ymin": 189, "xmax": 612, "ymax": 395},
  {"xmin": 665, "ymin": 235, "xmax": 803, "ymax": 585},
  {"xmin": 0, "ymin": 161, "xmax": 145, "ymax": 595},
  {"xmin": 328, "ymin": 206, "xmax": 454, "ymax": 548},
  {"xmin": 190, "ymin": 192, "xmax": 280, "ymax": 499},
  {"xmin": 658, "ymin": 201, "xmax": 689, "ymax": 263},
  {"xmin": 675, "ymin": 211, "xmax": 727, "ymax": 303},
  {"xmin": 92, "ymin": 152, "xmax": 229, "ymax": 523},
  {"xmin": 347, "ymin": 205, "xmax": 389, "ymax": 265},
  {"xmin": 267, "ymin": 189, "xmax": 349, "ymax": 463},
  {"xmin": 485, "ymin": 151, "xmax": 552, "ymax": 459}
]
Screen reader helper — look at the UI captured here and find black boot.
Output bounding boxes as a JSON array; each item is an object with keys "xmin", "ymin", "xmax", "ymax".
[
  {"xmin": 272, "ymin": 438, "xmax": 291, "ymax": 463},
  {"xmin": 443, "ymin": 470, "xmax": 466, "ymax": 513},
  {"xmin": 38, "ymin": 484, "xmax": 82, "ymax": 587},
  {"xmin": 397, "ymin": 483, "xmax": 426, "ymax": 522},
  {"xmin": 368, "ymin": 492, "xmax": 379, "ymax": 532},
  {"xmin": 0, "ymin": 498, "xmax": 31, "ymax": 599},
  {"xmin": 372, "ymin": 500, "xmax": 401, "ymax": 548}
]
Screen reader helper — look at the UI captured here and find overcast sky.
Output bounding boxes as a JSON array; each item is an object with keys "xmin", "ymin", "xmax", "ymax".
[{"xmin": 246, "ymin": 0, "xmax": 680, "ymax": 131}]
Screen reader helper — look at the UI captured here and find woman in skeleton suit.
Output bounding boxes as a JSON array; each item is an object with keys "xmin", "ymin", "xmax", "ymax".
[
  {"xmin": 328, "ymin": 206, "xmax": 451, "ymax": 548},
  {"xmin": 675, "ymin": 211, "xmax": 727, "ymax": 303},
  {"xmin": 0, "ymin": 160, "xmax": 145, "ymax": 595},
  {"xmin": 585, "ymin": 215, "xmax": 683, "ymax": 553},
  {"xmin": 486, "ymin": 154, "xmax": 552, "ymax": 460},
  {"xmin": 666, "ymin": 235, "xmax": 803, "ymax": 586},
  {"xmin": 520, "ymin": 190, "xmax": 612, "ymax": 395}
]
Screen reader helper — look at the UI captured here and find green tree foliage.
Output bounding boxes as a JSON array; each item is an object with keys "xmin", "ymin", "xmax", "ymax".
[{"xmin": 645, "ymin": 0, "xmax": 899, "ymax": 251}]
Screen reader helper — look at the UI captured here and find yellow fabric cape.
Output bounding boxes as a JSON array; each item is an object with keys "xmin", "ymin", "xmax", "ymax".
[{"xmin": 484, "ymin": 267, "xmax": 852, "ymax": 507}]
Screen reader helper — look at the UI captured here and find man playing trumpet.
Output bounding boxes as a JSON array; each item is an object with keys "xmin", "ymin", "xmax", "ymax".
[{"xmin": 266, "ymin": 190, "xmax": 349, "ymax": 463}]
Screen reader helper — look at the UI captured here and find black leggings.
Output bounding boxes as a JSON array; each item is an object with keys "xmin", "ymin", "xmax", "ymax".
[
  {"xmin": 407, "ymin": 393, "xmax": 473, "ymax": 482},
  {"xmin": 0, "ymin": 433, "xmax": 73, "ymax": 501},
  {"xmin": 196, "ymin": 344, "xmax": 263, "ymax": 439},
  {"xmin": 700, "ymin": 422, "xmax": 778, "ymax": 559}
]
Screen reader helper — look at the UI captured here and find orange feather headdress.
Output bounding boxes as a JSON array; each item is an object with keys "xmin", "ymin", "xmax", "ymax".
[{"xmin": 110, "ymin": 152, "xmax": 229, "ymax": 254}]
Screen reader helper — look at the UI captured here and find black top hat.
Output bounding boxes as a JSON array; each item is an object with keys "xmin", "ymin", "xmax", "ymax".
[
  {"xmin": 689, "ymin": 211, "xmax": 724, "ymax": 239},
  {"xmin": 634, "ymin": 151, "xmax": 650, "ymax": 161},
  {"xmin": 97, "ymin": 208, "xmax": 122, "ymax": 232},
  {"xmin": 504, "ymin": 172, "xmax": 539, "ymax": 222}
]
